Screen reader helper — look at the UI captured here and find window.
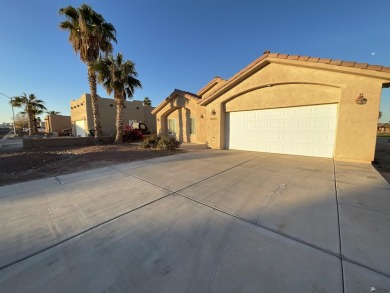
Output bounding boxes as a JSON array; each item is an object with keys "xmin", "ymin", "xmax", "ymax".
[
  {"xmin": 168, "ymin": 118, "xmax": 176, "ymax": 135},
  {"xmin": 190, "ymin": 118, "xmax": 196, "ymax": 135}
]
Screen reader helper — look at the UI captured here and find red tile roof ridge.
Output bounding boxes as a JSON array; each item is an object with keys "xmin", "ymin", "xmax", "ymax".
[
  {"xmin": 267, "ymin": 52, "xmax": 390, "ymax": 72},
  {"xmin": 198, "ymin": 51, "xmax": 390, "ymax": 106}
]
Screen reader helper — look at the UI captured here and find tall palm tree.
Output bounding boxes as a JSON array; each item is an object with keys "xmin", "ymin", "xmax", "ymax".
[
  {"xmin": 59, "ymin": 4, "xmax": 117, "ymax": 140},
  {"xmin": 94, "ymin": 53, "xmax": 142, "ymax": 143},
  {"xmin": 11, "ymin": 93, "xmax": 46, "ymax": 135}
]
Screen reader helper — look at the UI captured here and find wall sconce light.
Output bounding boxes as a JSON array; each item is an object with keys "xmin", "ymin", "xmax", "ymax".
[
  {"xmin": 124, "ymin": 105, "xmax": 127, "ymax": 108},
  {"xmin": 356, "ymin": 93, "xmax": 367, "ymax": 105},
  {"xmin": 200, "ymin": 114, "xmax": 204, "ymax": 119},
  {"xmin": 109, "ymin": 104, "xmax": 113, "ymax": 107},
  {"xmin": 211, "ymin": 109, "xmax": 216, "ymax": 115}
]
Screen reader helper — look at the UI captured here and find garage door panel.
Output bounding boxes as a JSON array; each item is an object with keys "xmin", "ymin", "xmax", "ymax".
[{"xmin": 226, "ymin": 104, "xmax": 338, "ymax": 158}]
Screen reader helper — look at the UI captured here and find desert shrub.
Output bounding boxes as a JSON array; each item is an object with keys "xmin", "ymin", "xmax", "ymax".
[
  {"xmin": 157, "ymin": 136, "xmax": 181, "ymax": 150},
  {"xmin": 122, "ymin": 124, "xmax": 143, "ymax": 142},
  {"xmin": 139, "ymin": 135, "xmax": 160, "ymax": 148},
  {"xmin": 139, "ymin": 135, "xmax": 181, "ymax": 150}
]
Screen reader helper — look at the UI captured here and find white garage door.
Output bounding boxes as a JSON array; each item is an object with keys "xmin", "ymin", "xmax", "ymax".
[
  {"xmin": 75, "ymin": 120, "xmax": 86, "ymax": 137},
  {"xmin": 225, "ymin": 104, "xmax": 338, "ymax": 158}
]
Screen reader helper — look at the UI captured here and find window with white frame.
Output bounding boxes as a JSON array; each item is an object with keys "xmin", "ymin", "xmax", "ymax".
[{"xmin": 190, "ymin": 117, "xmax": 196, "ymax": 135}]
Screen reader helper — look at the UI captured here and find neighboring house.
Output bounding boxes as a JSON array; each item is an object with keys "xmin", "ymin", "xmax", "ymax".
[
  {"xmin": 45, "ymin": 114, "xmax": 71, "ymax": 134},
  {"xmin": 70, "ymin": 94, "xmax": 156, "ymax": 137},
  {"xmin": 378, "ymin": 123, "xmax": 390, "ymax": 133},
  {"xmin": 152, "ymin": 51, "xmax": 390, "ymax": 163}
]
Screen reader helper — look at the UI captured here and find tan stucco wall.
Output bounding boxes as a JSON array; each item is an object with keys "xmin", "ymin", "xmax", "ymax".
[
  {"xmin": 203, "ymin": 62, "xmax": 386, "ymax": 162},
  {"xmin": 143, "ymin": 105, "xmax": 156, "ymax": 134},
  {"xmin": 71, "ymin": 94, "xmax": 156, "ymax": 136},
  {"xmin": 44, "ymin": 115, "xmax": 71, "ymax": 133},
  {"xmin": 155, "ymin": 94, "xmax": 206, "ymax": 143},
  {"xmin": 154, "ymin": 58, "xmax": 390, "ymax": 163},
  {"xmin": 70, "ymin": 94, "xmax": 90, "ymax": 135}
]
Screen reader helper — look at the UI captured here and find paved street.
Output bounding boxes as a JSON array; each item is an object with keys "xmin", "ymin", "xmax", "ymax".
[{"xmin": 0, "ymin": 149, "xmax": 389, "ymax": 292}]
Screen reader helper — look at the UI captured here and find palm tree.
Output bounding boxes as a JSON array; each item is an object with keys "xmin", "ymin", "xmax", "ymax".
[
  {"xmin": 46, "ymin": 110, "xmax": 61, "ymax": 115},
  {"xmin": 11, "ymin": 93, "xmax": 46, "ymax": 135},
  {"xmin": 143, "ymin": 97, "xmax": 152, "ymax": 106},
  {"xmin": 59, "ymin": 4, "xmax": 117, "ymax": 140},
  {"xmin": 31, "ymin": 109, "xmax": 44, "ymax": 134},
  {"xmin": 94, "ymin": 53, "xmax": 142, "ymax": 143}
]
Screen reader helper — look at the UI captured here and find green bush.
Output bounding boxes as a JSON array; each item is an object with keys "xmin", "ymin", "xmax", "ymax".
[{"xmin": 140, "ymin": 135, "xmax": 181, "ymax": 150}]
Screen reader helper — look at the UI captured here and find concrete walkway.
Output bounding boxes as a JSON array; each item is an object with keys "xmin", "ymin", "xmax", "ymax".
[
  {"xmin": 0, "ymin": 135, "xmax": 23, "ymax": 151},
  {"xmin": 0, "ymin": 149, "xmax": 389, "ymax": 292}
]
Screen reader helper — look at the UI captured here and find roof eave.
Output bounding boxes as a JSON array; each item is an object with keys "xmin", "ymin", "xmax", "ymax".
[
  {"xmin": 199, "ymin": 58, "xmax": 271, "ymax": 106},
  {"xmin": 151, "ymin": 89, "xmax": 200, "ymax": 115},
  {"xmin": 200, "ymin": 56, "xmax": 390, "ymax": 106}
]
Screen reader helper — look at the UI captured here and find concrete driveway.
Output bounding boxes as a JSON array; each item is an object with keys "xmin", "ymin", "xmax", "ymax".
[{"xmin": 0, "ymin": 149, "xmax": 389, "ymax": 293}]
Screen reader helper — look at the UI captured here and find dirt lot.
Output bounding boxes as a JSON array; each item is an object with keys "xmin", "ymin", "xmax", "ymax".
[{"xmin": 0, "ymin": 144, "xmax": 182, "ymax": 187}]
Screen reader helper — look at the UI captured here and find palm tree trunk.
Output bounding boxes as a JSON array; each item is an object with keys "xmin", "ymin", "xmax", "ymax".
[
  {"xmin": 87, "ymin": 62, "xmax": 103, "ymax": 140},
  {"xmin": 33, "ymin": 117, "xmax": 39, "ymax": 134},
  {"xmin": 115, "ymin": 93, "xmax": 124, "ymax": 144},
  {"xmin": 27, "ymin": 113, "xmax": 34, "ymax": 136}
]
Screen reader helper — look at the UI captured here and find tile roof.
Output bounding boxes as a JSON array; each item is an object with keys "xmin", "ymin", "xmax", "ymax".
[
  {"xmin": 265, "ymin": 51, "xmax": 390, "ymax": 72},
  {"xmin": 199, "ymin": 51, "xmax": 390, "ymax": 105}
]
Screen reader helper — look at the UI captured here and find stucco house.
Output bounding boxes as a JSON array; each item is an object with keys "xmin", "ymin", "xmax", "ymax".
[
  {"xmin": 71, "ymin": 94, "xmax": 156, "ymax": 137},
  {"xmin": 152, "ymin": 51, "xmax": 390, "ymax": 163},
  {"xmin": 378, "ymin": 123, "xmax": 390, "ymax": 133},
  {"xmin": 44, "ymin": 114, "xmax": 71, "ymax": 134}
]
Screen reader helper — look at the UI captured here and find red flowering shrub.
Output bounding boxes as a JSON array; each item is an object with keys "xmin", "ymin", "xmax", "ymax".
[{"xmin": 122, "ymin": 124, "xmax": 143, "ymax": 142}]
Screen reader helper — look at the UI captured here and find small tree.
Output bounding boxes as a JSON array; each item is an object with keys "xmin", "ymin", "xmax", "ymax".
[
  {"xmin": 143, "ymin": 97, "xmax": 152, "ymax": 106},
  {"xmin": 14, "ymin": 113, "xmax": 29, "ymax": 131}
]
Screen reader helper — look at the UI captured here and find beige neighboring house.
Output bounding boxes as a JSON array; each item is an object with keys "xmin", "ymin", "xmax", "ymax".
[
  {"xmin": 45, "ymin": 114, "xmax": 71, "ymax": 134},
  {"xmin": 71, "ymin": 94, "xmax": 156, "ymax": 137},
  {"xmin": 378, "ymin": 123, "xmax": 390, "ymax": 133},
  {"xmin": 153, "ymin": 51, "xmax": 390, "ymax": 163}
]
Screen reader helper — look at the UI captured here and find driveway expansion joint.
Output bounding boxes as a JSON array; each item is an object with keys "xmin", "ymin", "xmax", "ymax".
[
  {"xmin": 0, "ymin": 154, "xmax": 263, "ymax": 272},
  {"xmin": 175, "ymin": 190, "xmax": 390, "ymax": 280},
  {"xmin": 333, "ymin": 159, "xmax": 346, "ymax": 293},
  {"xmin": 337, "ymin": 201, "xmax": 390, "ymax": 216},
  {"xmin": 0, "ymin": 192, "xmax": 175, "ymax": 272}
]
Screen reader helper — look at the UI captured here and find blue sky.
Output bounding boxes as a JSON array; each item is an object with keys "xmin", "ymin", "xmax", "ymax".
[{"xmin": 1, "ymin": 0, "xmax": 390, "ymax": 123}]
